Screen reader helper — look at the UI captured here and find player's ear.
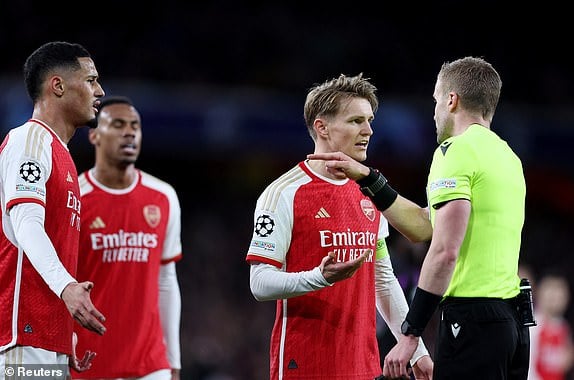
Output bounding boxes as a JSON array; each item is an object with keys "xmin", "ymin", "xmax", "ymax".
[
  {"xmin": 49, "ymin": 75, "xmax": 65, "ymax": 97},
  {"xmin": 448, "ymin": 91, "xmax": 459, "ymax": 111},
  {"xmin": 314, "ymin": 118, "xmax": 328, "ymax": 138},
  {"xmin": 88, "ymin": 128, "xmax": 98, "ymax": 146}
]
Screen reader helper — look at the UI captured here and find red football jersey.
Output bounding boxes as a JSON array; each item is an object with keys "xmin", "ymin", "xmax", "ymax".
[
  {"xmin": 73, "ymin": 169, "xmax": 182, "ymax": 378},
  {"xmin": 0, "ymin": 119, "xmax": 80, "ymax": 355},
  {"xmin": 247, "ymin": 161, "xmax": 386, "ymax": 379},
  {"xmin": 533, "ymin": 317, "xmax": 573, "ymax": 380}
]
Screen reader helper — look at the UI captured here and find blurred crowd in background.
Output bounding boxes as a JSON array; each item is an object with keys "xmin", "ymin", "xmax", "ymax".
[{"xmin": 1, "ymin": 2, "xmax": 573, "ymax": 379}]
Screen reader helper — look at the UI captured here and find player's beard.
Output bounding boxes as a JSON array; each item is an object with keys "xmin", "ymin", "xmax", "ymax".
[{"xmin": 120, "ymin": 157, "xmax": 138, "ymax": 166}]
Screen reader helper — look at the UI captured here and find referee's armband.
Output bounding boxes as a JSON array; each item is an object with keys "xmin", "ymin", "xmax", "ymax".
[{"xmin": 356, "ymin": 167, "xmax": 398, "ymax": 211}]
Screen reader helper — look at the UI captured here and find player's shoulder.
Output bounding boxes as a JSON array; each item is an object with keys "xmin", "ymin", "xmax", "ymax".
[
  {"xmin": 261, "ymin": 163, "xmax": 309, "ymax": 196},
  {"xmin": 1, "ymin": 122, "xmax": 56, "ymax": 165},
  {"xmin": 78, "ymin": 171, "xmax": 94, "ymax": 196},
  {"xmin": 6, "ymin": 121, "xmax": 53, "ymax": 146},
  {"xmin": 139, "ymin": 170, "xmax": 178, "ymax": 195},
  {"xmin": 257, "ymin": 163, "xmax": 311, "ymax": 212}
]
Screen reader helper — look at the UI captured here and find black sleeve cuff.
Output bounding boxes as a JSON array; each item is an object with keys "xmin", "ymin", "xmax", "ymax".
[
  {"xmin": 355, "ymin": 167, "xmax": 398, "ymax": 211},
  {"xmin": 356, "ymin": 167, "xmax": 382, "ymax": 188},
  {"xmin": 404, "ymin": 287, "xmax": 442, "ymax": 335}
]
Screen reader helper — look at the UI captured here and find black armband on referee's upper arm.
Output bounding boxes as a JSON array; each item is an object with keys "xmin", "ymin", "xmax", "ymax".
[{"xmin": 356, "ymin": 167, "xmax": 398, "ymax": 211}]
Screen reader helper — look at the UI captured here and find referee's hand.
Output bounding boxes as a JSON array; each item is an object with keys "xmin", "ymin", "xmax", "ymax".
[{"xmin": 307, "ymin": 151, "xmax": 370, "ymax": 181}]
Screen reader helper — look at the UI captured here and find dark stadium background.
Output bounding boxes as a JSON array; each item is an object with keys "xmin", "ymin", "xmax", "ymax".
[{"xmin": 1, "ymin": 3, "xmax": 572, "ymax": 379}]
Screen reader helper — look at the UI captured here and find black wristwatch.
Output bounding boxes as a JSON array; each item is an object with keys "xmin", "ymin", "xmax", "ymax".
[
  {"xmin": 358, "ymin": 168, "xmax": 388, "ymax": 197},
  {"xmin": 401, "ymin": 319, "xmax": 423, "ymax": 337}
]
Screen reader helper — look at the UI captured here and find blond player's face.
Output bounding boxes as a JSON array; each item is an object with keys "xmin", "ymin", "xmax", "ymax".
[{"xmin": 321, "ymin": 97, "xmax": 374, "ymax": 163}]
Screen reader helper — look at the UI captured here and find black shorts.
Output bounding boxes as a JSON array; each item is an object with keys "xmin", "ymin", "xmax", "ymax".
[{"xmin": 434, "ymin": 297, "xmax": 530, "ymax": 380}]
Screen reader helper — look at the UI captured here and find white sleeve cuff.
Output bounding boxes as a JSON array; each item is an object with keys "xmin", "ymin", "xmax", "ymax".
[
  {"xmin": 410, "ymin": 340, "xmax": 430, "ymax": 367},
  {"xmin": 373, "ymin": 255, "xmax": 430, "ymax": 366}
]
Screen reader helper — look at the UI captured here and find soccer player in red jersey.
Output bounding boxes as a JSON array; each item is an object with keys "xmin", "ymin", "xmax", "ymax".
[
  {"xmin": 246, "ymin": 73, "xmax": 433, "ymax": 379},
  {"xmin": 0, "ymin": 41, "xmax": 106, "ymax": 373},
  {"xmin": 530, "ymin": 272, "xmax": 574, "ymax": 380},
  {"xmin": 72, "ymin": 96, "xmax": 182, "ymax": 380}
]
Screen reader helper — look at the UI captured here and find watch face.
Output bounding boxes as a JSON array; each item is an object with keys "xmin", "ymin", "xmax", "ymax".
[
  {"xmin": 401, "ymin": 320, "xmax": 421, "ymax": 337},
  {"xmin": 401, "ymin": 320, "xmax": 409, "ymax": 334}
]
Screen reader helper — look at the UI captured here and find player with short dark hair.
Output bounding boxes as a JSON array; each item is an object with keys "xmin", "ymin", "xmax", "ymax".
[
  {"xmin": 72, "ymin": 95, "xmax": 183, "ymax": 380},
  {"xmin": 0, "ymin": 40, "xmax": 106, "ymax": 373}
]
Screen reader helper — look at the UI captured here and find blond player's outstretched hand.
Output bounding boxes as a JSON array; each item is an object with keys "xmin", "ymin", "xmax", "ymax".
[{"xmin": 319, "ymin": 249, "xmax": 371, "ymax": 284}]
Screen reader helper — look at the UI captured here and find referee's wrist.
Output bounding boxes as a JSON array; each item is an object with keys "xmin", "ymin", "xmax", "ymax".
[
  {"xmin": 401, "ymin": 319, "xmax": 424, "ymax": 337},
  {"xmin": 356, "ymin": 167, "xmax": 398, "ymax": 211},
  {"xmin": 404, "ymin": 287, "xmax": 442, "ymax": 336},
  {"xmin": 356, "ymin": 167, "xmax": 381, "ymax": 188}
]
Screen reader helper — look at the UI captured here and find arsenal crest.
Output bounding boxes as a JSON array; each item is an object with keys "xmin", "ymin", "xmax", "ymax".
[
  {"xmin": 360, "ymin": 199, "xmax": 376, "ymax": 222},
  {"xmin": 143, "ymin": 205, "xmax": 161, "ymax": 228}
]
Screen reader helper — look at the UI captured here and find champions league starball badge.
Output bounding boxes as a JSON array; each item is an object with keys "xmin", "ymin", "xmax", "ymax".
[
  {"xmin": 19, "ymin": 161, "xmax": 42, "ymax": 183},
  {"xmin": 255, "ymin": 214, "xmax": 275, "ymax": 237}
]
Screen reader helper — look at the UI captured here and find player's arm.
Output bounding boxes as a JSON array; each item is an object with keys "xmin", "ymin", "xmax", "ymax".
[
  {"xmin": 373, "ymin": 244, "xmax": 430, "ymax": 368},
  {"xmin": 10, "ymin": 202, "xmax": 106, "ymax": 335},
  {"xmin": 416, "ymin": 199, "xmax": 469, "ymax": 296},
  {"xmin": 383, "ymin": 200, "xmax": 468, "ymax": 378},
  {"xmin": 249, "ymin": 250, "xmax": 368, "ymax": 301},
  {"xmin": 249, "ymin": 261, "xmax": 331, "ymax": 301},
  {"xmin": 248, "ymin": 201, "xmax": 332, "ymax": 301},
  {"xmin": 158, "ymin": 185, "xmax": 183, "ymax": 375},
  {"xmin": 399, "ymin": 199, "xmax": 471, "ymax": 339},
  {"xmin": 159, "ymin": 261, "xmax": 182, "ymax": 373},
  {"xmin": 374, "ymin": 195, "xmax": 431, "ymax": 243},
  {"xmin": 10, "ymin": 202, "xmax": 76, "ymax": 295},
  {"xmin": 307, "ymin": 152, "xmax": 432, "ymax": 242}
]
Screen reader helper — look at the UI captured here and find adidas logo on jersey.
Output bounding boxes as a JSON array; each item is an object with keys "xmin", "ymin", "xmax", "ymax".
[
  {"xmin": 90, "ymin": 216, "xmax": 106, "ymax": 229},
  {"xmin": 315, "ymin": 207, "xmax": 330, "ymax": 218},
  {"xmin": 66, "ymin": 171, "xmax": 74, "ymax": 183}
]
